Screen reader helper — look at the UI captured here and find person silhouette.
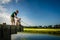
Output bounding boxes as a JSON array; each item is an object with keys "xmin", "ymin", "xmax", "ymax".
[{"xmin": 10, "ymin": 10, "xmax": 19, "ymax": 25}]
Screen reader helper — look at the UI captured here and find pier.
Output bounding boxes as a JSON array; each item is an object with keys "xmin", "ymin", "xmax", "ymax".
[{"xmin": 0, "ymin": 23, "xmax": 23, "ymax": 40}]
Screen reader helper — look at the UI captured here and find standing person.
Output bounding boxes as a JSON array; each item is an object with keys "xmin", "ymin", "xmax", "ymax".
[{"xmin": 10, "ymin": 10, "xmax": 19, "ymax": 25}]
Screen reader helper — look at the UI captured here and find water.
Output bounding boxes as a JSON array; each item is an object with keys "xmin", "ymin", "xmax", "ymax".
[{"xmin": 11, "ymin": 32, "xmax": 60, "ymax": 40}]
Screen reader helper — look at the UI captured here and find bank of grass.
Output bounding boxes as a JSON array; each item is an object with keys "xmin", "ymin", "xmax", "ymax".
[{"xmin": 23, "ymin": 28, "xmax": 60, "ymax": 35}]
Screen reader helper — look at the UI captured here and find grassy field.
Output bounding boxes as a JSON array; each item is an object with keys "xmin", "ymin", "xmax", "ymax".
[{"xmin": 23, "ymin": 28, "xmax": 60, "ymax": 35}]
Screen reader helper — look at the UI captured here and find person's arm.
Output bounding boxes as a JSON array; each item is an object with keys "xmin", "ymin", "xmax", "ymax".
[{"xmin": 14, "ymin": 14, "xmax": 18, "ymax": 18}]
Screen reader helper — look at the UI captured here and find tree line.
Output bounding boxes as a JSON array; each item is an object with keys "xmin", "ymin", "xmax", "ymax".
[{"xmin": 24, "ymin": 24, "xmax": 60, "ymax": 29}]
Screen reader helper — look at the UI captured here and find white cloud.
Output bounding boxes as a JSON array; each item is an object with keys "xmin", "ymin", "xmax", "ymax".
[
  {"xmin": 0, "ymin": 6, "xmax": 7, "ymax": 13},
  {"xmin": 16, "ymin": 0, "xmax": 18, "ymax": 3},
  {"xmin": 0, "ymin": 5, "xmax": 11, "ymax": 25},
  {"xmin": 0, "ymin": 13, "xmax": 10, "ymax": 24},
  {"xmin": 0, "ymin": 0, "xmax": 11, "ymax": 4},
  {"xmin": 15, "ymin": 0, "xmax": 24, "ymax": 3},
  {"xmin": 0, "ymin": 0, "xmax": 11, "ymax": 24}
]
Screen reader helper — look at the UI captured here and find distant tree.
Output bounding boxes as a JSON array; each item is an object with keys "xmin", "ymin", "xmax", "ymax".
[
  {"xmin": 33, "ymin": 26, "xmax": 38, "ymax": 28},
  {"xmin": 48, "ymin": 25, "xmax": 52, "ymax": 28},
  {"xmin": 39, "ymin": 26, "xmax": 42, "ymax": 28},
  {"xmin": 54, "ymin": 24, "xmax": 60, "ymax": 28},
  {"xmin": 54, "ymin": 25, "xmax": 58, "ymax": 28},
  {"xmin": 58, "ymin": 24, "xmax": 60, "ymax": 28},
  {"xmin": 44, "ymin": 26, "xmax": 47, "ymax": 28}
]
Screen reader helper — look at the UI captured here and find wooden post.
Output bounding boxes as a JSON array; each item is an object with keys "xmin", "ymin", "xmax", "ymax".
[
  {"xmin": 0, "ymin": 24, "xmax": 2, "ymax": 40},
  {"xmin": 2, "ymin": 23, "xmax": 11, "ymax": 40}
]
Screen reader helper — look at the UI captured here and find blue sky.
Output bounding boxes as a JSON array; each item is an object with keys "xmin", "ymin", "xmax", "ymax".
[{"xmin": 0, "ymin": 0, "xmax": 60, "ymax": 26}]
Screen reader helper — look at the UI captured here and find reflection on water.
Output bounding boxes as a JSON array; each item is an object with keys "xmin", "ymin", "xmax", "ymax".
[{"xmin": 11, "ymin": 32, "xmax": 60, "ymax": 40}]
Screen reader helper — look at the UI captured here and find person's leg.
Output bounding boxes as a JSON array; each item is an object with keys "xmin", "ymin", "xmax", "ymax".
[
  {"xmin": 11, "ymin": 17, "xmax": 13, "ymax": 25},
  {"xmin": 11, "ymin": 21, "xmax": 13, "ymax": 25},
  {"xmin": 11, "ymin": 17, "xmax": 15, "ymax": 25},
  {"xmin": 12, "ymin": 17, "xmax": 15, "ymax": 25},
  {"xmin": 13, "ymin": 20, "xmax": 15, "ymax": 25}
]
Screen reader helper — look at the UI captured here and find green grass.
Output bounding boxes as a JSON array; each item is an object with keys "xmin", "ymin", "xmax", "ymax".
[{"xmin": 23, "ymin": 28, "xmax": 60, "ymax": 35}]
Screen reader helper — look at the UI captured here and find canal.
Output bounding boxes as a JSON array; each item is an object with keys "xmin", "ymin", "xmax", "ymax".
[{"xmin": 11, "ymin": 32, "xmax": 60, "ymax": 40}]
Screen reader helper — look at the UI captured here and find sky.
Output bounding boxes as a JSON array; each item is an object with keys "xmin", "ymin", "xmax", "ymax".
[{"xmin": 0, "ymin": 0, "xmax": 60, "ymax": 26}]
